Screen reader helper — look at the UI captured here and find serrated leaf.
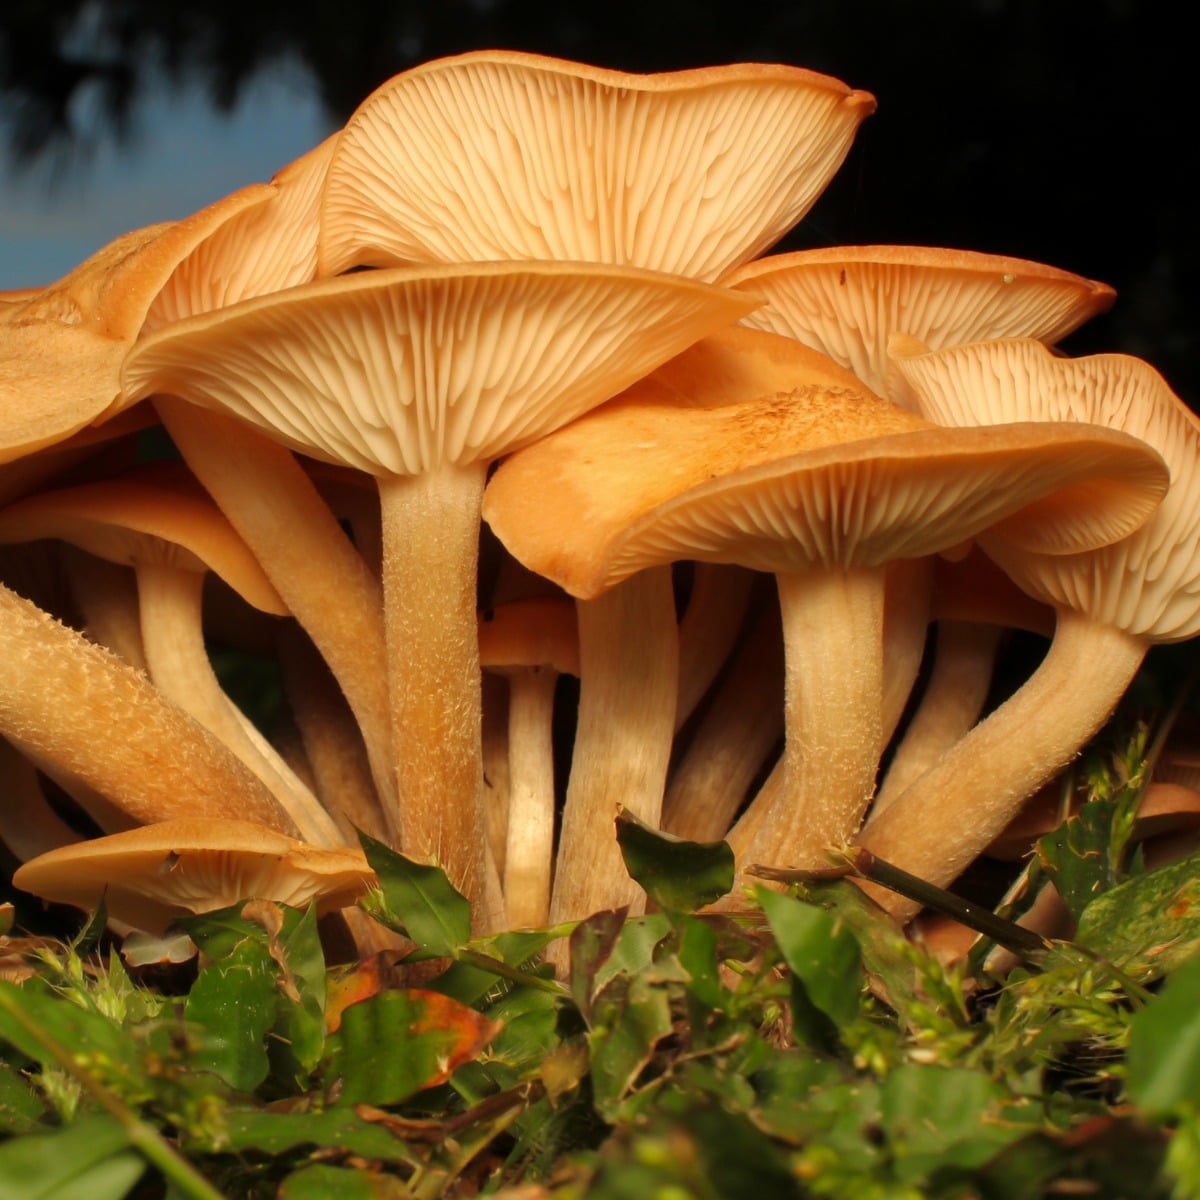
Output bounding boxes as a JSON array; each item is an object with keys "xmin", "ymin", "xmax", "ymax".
[
  {"xmin": 1038, "ymin": 799, "xmax": 1126, "ymax": 921},
  {"xmin": 326, "ymin": 988, "xmax": 498, "ymax": 1107},
  {"xmin": 757, "ymin": 889, "xmax": 861, "ymax": 1032},
  {"xmin": 615, "ymin": 809, "xmax": 734, "ymax": 911},
  {"xmin": 1074, "ymin": 851, "xmax": 1200, "ymax": 980},
  {"xmin": 0, "ymin": 1113, "xmax": 143, "ymax": 1200},
  {"xmin": 1127, "ymin": 953, "xmax": 1200, "ymax": 1114},
  {"xmin": 359, "ymin": 833, "xmax": 471, "ymax": 956}
]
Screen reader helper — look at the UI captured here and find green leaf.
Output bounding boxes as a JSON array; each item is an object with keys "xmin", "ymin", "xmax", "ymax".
[
  {"xmin": 0, "ymin": 980, "xmax": 139, "ymax": 1083},
  {"xmin": 0, "ymin": 1058, "xmax": 48, "ymax": 1133},
  {"xmin": 0, "ymin": 1113, "xmax": 144, "ymax": 1200},
  {"xmin": 1127, "ymin": 953, "xmax": 1200, "ymax": 1114},
  {"xmin": 278, "ymin": 1163, "xmax": 412, "ymax": 1198},
  {"xmin": 204, "ymin": 1106, "xmax": 421, "ymax": 1165},
  {"xmin": 879, "ymin": 1063, "xmax": 1027, "ymax": 1185},
  {"xmin": 757, "ymin": 888, "xmax": 861, "ymax": 1032},
  {"xmin": 1074, "ymin": 851, "xmax": 1200, "ymax": 980},
  {"xmin": 568, "ymin": 909, "xmax": 627, "ymax": 1023},
  {"xmin": 358, "ymin": 832, "xmax": 471, "ymax": 956},
  {"xmin": 615, "ymin": 809, "xmax": 734, "ymax": 911},
  {"xmin": 1037, "ymin": 798, "xmax": 1130, "ymax": 922},
  {"xmin": 588, "ymin": 967, "xmax": 675, "ymax": 1116},
  {"xmin": 326, "ymin": 988, "xmax": 497, "ymax": 1107},
  {"xmin": 183, "ymin": 935, "xmax": 279, "ymax": 1092}
]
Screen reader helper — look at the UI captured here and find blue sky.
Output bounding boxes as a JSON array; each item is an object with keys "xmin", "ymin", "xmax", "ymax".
[{"xmin": 0, "ymin": 72, "xmax": 334, "ymax": 289}]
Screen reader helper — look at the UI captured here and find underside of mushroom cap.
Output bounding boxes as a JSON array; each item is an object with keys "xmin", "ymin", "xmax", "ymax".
[
  {"xmin": 318, "ymin": 50, "xmax": 875, "ymax": 280},
  {"xmin": 721, "ymin": 245, "xmax": 1116, "ymax": 401},
  {"xmin": 894, "ymin": 337, "xmax": 1200, "ymax": 641},
  {"xmin": 13, "ymin": 817, "xmax": 375, "ymax": 934},
  {"xmin": 0, "ymin": 184, "xmax": 276, "ymax": 462},
  {"xmin": 142, "ymin": 135, "xmax": 338, "ymax": 334},
  {"xmin": 121, "ymin": 261, "xmax": 758, "ymax": 475},
  {"xmin": 483, "ymin": 386, "xmax": 1168, "ymax": 598},
  {"xmin": 0, "ymin": 465, "xmax": 288, "ymax": 615}
]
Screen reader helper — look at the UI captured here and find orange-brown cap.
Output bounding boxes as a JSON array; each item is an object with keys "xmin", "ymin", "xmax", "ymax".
[
  {"xmin": 13, "ymin": 817, "xmax": 375, "ymax": 933},
  {"xmin": 722, "ymin": 245, "xmax": 1116, "ymax": 403}
]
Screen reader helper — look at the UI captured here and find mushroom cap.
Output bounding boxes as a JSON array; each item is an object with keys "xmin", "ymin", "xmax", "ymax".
[
  {"xmin": 721, "ymin": 245, "xmax": 1116, "ymax": 402},
  {"xmin": 318, "ymin": 50, "xmax": 876, "ymax": 280},
  {"xmin": 0, "ymin": 462, "xmax": 287, "ymax": 615},
  {"xmin": 893, "ymin": 337, "xmax": 1200, "ymax": 641},
  {"xmin": 12, "ymin": 817, "xmax": 375, "ymax": 934},
  {"xmin": 479, "ymin": 597, "xmax": 580, "ymax": 677},
  {"xmin": 142, "ymin": 135, "xmax": 338, "ymax": 334},
  {"xmin": 482, "ymin": 381, "xmax": 1169, "ymax": 599},
  {"xmin": 0, "ymin": 185, "xmax": 275, "ymax": 463},
  {"xmin": 120, "ymin": 261, "xmax": 758, "ymax": 476}
]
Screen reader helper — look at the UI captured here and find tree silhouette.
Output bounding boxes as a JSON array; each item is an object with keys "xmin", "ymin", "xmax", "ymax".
[{"xmin": 1, "ymin": 1, "xmax": 1194, "ymax": 400}]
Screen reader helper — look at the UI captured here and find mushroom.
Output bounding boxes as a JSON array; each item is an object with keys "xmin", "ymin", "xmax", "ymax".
[
  {"xmin": 721, "ymin": 245, "xmax": 1116, "ymax": 404},
  {"xmin": 479, "ymin": 597, "xmax": 580, "ymax": 928},
  {"xmin": 120, "ymin": 261, "xmax": 756, "ymax": 919},
  {"xmin": 859, "ymin": 337, "xmax": 1200, "ymax": 920},
  {"xmin": 0, "ymin": 581, "xmax": 298, "ymax": 836},
  {"xmin": 318, "ymin": 51, "xmax": 876, "ymax": 280},
  {"xmin": 0, "ymin": 462, "xmax": 343, "ymax": 846},
  {"xmin": 12, "ymin": 818, "xmax": 375, "ymax": 935},
  {"xmin": 483, "ymin": 373, "xmax": 1168, "ymax": 914}
]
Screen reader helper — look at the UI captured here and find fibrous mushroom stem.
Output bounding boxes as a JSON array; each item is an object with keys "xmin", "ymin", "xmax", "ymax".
[
  {"xmin": 155, "ymin": 398, "xmax": 396, "ymax": 816},
  {"xmin": 858, "ymin": 610, "xmax": 1147, "ymax": 923},
  {"xmin": 742, "ymin": 564, "xmax": 886, "ymax": 873},
  {"xmin": 503, "ymin": 667, "xmax": 559, "ymax": 928},
  {"xmin": 378, "ymin": 460, "xmax": 489, "ymax": 919},
  {"xmin": 0, "ymin": 582, "xmax": 296, "ymax": 834},
  {"xmin": 663, "ymin": 603, "xmax": 784, "ymax": 843},
  {"xmin": 135, "ymin": 562, "xmax": 345, "ymax": 847},
  {"xmin": 871, "ymin": 619, "xmax": 1004, "ymax": 815},
  {"xmin": 549, "ymin": 567, "xmax": 680, "ymax": 928},
  {"xmin": 674, "ymin": 564, "xmax": 756, "ymax": 731}
]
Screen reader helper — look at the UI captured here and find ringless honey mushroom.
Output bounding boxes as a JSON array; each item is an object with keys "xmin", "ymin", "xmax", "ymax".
[
  {"xmin": 13, "ymin": 818, "xmax": 375, "ymax": 935},
  {"xmin": 121, "ymin": 261, "xmax": 755, "ymax": 922},
  {"xmin": 484, "ymin": 372, "xmax": 1167, "ymax": 914}
]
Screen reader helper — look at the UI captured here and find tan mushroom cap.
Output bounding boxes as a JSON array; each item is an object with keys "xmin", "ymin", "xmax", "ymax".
[
  {"xmin": 721, "ymin": 245, "xmax": 1116, "ymax": 402},
  {"xmin": 893, "ymin": 337, "xmax": 1200, "ymax": 641},
  {"xmin": 483, "ymin": 383, "xmax": 1169, "ymax": 598},
  {"xmin": 13, "ymin": 818, "xmax": 375, "ymax": 934},
  {"xmin": 142, "ymin": 134, "xmax": 338, "ymax": 334},
  {"xmin": 318, "ymin": 50, "xmax": 876, "ymax": 280},
  {"xmin": 0, "ymin": 463, "xmax": 287, "ymax": 615},
  {"xmin": 0, "ymin": 185, "xmax": 275, "ymax": 463},
  {"xmin": 120, "ymin": 261, "xmax": 759, "ymax": 475}
]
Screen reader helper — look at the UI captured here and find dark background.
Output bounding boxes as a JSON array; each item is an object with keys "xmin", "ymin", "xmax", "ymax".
[{"xmin": 2, "ymin": 0, "xmax": 1194, "ymax": 404}]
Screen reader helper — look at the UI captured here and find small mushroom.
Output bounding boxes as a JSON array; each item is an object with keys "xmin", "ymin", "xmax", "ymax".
[{"xmin": 12, "ymin": 818, "xmax": 375, "ymax": 935}]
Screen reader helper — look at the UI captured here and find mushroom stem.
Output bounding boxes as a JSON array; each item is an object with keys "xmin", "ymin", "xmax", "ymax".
[
  {"xmin": 858, "ymin": 610, "xmax": 1147, "ymax": 922},
  {"xmin": 550, "ymin": 566, "xmax": 679, "ymax": 927},
  {"xmin": 135, "ymin": 562, "xmax": 344, "ymax": 847},
  {"xmin": 742, "ymin": 564, "xmax": 886, "ymax": 873},
  {"xmin": 872, "ymin": 618, "xmax": 1003, "ymax": 815},
  {"xmin": 0, "ymin": 582, "xmax": 296, "ymax": 834},
  {"xmin": 155, "ymin": 398, "xmax": 396, "ymax": 814},
  {"xmin": 663, "ymin": 601, "xmax": 784, "ymax": 843},
  {"xmin": 378, "ymin": 460, "xmax": 489, "ymax": 918},
  {"xmin": 502, "ymin": 668, "xmax": 559, "ymax": 928}
]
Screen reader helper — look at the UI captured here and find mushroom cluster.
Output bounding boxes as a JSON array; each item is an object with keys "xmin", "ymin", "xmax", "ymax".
[{"xmin": 0, "ymin": 50, "xmax": 1194, "ymax": 954}]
